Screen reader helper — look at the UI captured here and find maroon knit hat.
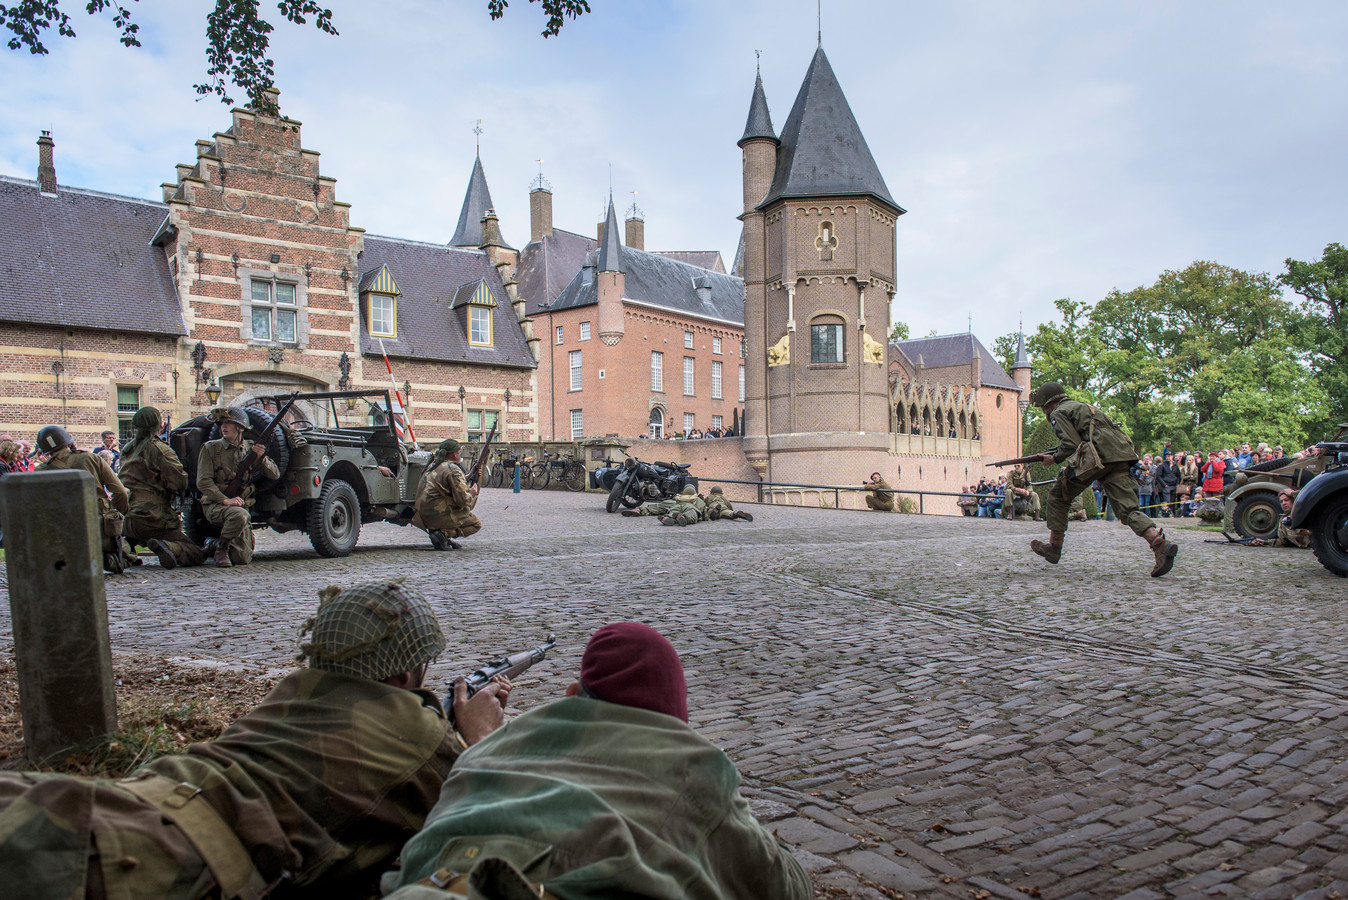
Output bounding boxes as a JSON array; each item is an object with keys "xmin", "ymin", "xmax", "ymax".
[{"xmin": 579, "ymin": 622, "xmax": 688, "ymax": 723}]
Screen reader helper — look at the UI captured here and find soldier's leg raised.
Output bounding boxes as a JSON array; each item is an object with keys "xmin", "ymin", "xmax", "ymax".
[{"xmin": 1100, "ymin": 463, "xmax": 1176, "ymax": 577}]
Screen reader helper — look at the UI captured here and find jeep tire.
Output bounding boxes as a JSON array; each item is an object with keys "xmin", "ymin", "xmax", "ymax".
[{"xmin": 307, "ymin": 479, "xmax": 361, "ymax": 558}]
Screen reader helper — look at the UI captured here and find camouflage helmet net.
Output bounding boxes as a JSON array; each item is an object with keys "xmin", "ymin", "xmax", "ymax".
[{"xmin": 297, "ymin": 579, "xmax": 446, "ymax": 681}]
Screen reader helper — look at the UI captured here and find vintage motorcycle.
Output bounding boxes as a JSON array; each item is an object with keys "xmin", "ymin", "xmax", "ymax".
[
  {"xmin": 604, "ymin": 449, "xmax": 698, "ymax": 513},
  {"xmin": 1287, "ymin": 440, "xmax": 1348, "ymax": 577}
]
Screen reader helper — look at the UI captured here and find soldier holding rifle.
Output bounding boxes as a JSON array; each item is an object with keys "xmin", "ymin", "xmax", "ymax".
[
  {"xmin": 998, "ymin": 383, "xmax": 1177, "ymax": 577},
  {"xmin": 197, "ymin": 407, "xmax": 280, "ymax": 568},
  {"xmin": 412, "ymin": 438, "xmax": 483, "ymax": 551}
]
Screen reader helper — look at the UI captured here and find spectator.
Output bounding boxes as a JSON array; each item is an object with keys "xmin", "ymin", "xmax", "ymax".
[
  {"xmin": 1091, "ymin": 478, "xmax": 1107, "ymax": 518},
  {"xmin": 1200, "ymin": 451, "xmax": 1225, "ymax": 497},
  {"xmin": 948, "ymin": 427, "xmax": 957, "ymax": 438},
  {"xmin": 1235, "ymin": 443, "xmax": 1252, "ymax": 469},
  {"xmin": 1176, "ymin": 451, "xmax": 1198, "ymax": 511},
  {"xmin": 1272, "ymin": 446, "xmax": 1284, "ymax": 460},
  {"xmin": 1135, "ymin": 453, "xmax": 1156, "ymax": 516},
  {"xmin": 979, "ymin": 476, "xmax": 1005, "ymax": 518},
  {"xmin": 100, "ymin": 430, "xmax": 121, "ymax": 470},
  {"xmin": 1157, "ymin": 454, "xmax": 1180, "ymax": 517},
  {"xmin": 957, "ymin": 484, "xmax": 977, "ymax": 516},
  {"xmin": 1220, "ymin": 450, "xmax": 1237, "ymax": 489}
]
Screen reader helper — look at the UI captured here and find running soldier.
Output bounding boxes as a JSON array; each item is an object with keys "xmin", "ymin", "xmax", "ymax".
[
  {"xmin": 196, "ymin": 407, "xmax": 279, "ymax": 567},
  {"xmin": 119, "ymin": 406, "xmax": 204, "ymax": 569},
  {"xmin": 36, "ymin": 423, "xmax": 135, "ymax": 573}
]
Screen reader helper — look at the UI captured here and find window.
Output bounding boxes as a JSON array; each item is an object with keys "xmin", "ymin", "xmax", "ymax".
[
  {"xmin": 683, "ymin": 412, "xmax": 695, "ymax": 432},
  {"xmin": 811, "ymin": 323, "xmax": 844, "ymax": 363},
  {"xmin": 556, "ymin": 325, "xmax": 564, "ymax": 344},
  {"xmin": 713, "ymin": 336, "xmax": 722, "ymax": 354},
  {"xmin": 569, "ymin": 350, "xmax": 583, "ymax": 391},
  {"xmin": 250, "ymin": 278, "xmax": 297, "ymax": 343},
  {"xmin": 570, "ymin": 409, "xmax": 584, "ymax": 440},
  {"xmin": 684, "ymin": 331, "xmax": 694, "ymax": 349},
  {"xmin": 712, "ymin": 415, "xmax": 722, "ymax": 429},
  {"xmin": 739, "ymin": 365, "xmax": 745, "ymax": 402},
  {"xmin": 368, "ymin": 293, "xmax": 396, "ymax": 337},
  {"xmin": 115, "ymin": 385, "xmax": 140, "ymax": 442},
  {"xmin": 466, "ymin": 409, "xmax": 498, "ymax": 443},
  {"xmin": 650, "ymin": 351, "xmax": 664, "ymax": 391},
  {"xmin": 711, "ymin": 361, "xmax": 723, "ymax": 399},
  {"xmin": 683, "ymin": 357, "xmax": 694, "ymax": 396},
  {"xmin": 579, "ymin": 321, "xmax": 591, "ymax": 341},
  {"xmin": 469, "ymin": 305, "xmax": 493, "ymax": 346},
  {"xmin": 648, "ymin": 408, "xmax": 665, "ymax": 439}
]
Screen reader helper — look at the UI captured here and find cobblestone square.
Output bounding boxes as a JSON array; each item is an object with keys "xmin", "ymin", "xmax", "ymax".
[{"xmin": 4, "ymin": 490, "xmax": 1348, "ymax": 899}]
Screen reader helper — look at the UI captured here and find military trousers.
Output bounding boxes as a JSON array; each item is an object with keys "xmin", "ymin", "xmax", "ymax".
[
  {"xmin": 865, "ymin": 494, "xmax": 895, "ymax": 511},
  {"xmin": 124, "ymin": 518, "xmax": 205, "ymax": 567},
  {"xmin": 202, "ymin": 503, "xmax": 256, "ymax": 564},
  {"xmin": 1048, "ymin": 461, "xmax": 1153, "ymax": 535}
]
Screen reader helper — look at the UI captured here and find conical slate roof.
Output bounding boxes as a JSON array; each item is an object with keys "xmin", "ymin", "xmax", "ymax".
[
  {"xmin": 597, "ymin": 195, "xmax": 624, "ymax": 273},
  {"xmin": 1012, "ymin": 330, "xmax": 1031, "ymax": 370},
  {"xmin": 759, "ymin": 48, "xmax": 901, "ymax": 212},
  {"xmin": 738, "ymin": 70, "xmax": 777, "ymax": 147},
  {"xmin": 449, "ymin": 154, "xmax": 512, "ymax": 248}
]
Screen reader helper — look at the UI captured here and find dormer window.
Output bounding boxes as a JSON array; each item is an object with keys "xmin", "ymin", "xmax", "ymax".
[
  {"xmin": 369, "ymin": 293, "xmax": 396, "ymax": 337},
  {"xmin": 469, "ymin": 305, "xmax": 493, "ymax": 346}
]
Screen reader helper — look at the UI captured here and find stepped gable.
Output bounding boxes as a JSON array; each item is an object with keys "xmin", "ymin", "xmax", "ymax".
[
  {"xmin": 760, "ymin": 47, "xmax": 900, "ymax": 211},
  {"xmin": 357, "ymin": 235, "xmax": 534, "ymax": 368},
  {"xmin": 0, "ymin": 176, "xmax": 184, "ymax": 336}
]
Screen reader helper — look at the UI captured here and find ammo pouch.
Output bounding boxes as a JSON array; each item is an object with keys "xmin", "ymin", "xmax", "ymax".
[
  {"xmin": 1068, "ymin": 416, "xmax": 1107, "ymax": 483},
  {"xmin": 101, "ymin": 508, "xmax": 125, "ymax": 539}
]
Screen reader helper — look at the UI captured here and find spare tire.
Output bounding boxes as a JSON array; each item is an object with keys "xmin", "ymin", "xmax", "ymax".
[
  {"xmin": 170, "ymin": 415, "xmax": 215, "ymax": 485},
  {"xmin": 207, "ymin": 407, "xmax": 291, "ymax": 490}
]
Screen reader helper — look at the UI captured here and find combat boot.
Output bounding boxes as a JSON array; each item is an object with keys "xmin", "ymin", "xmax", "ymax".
[
  {"xmin": 734, "ymin": 510, "xmax": 754, "ymax": 522},
  {"xmin": 148, "ymin": 539, "xmax": 177, "ymax": 570},
  {"xmin": 708, "ymin": 507, "xmax": 721, "ymax": 520},
  {"xmin": 213, "ymin": 544, "xmax": 232, "ymax": 568},
  {"xmin": 1030, "ymin": 530, "xmax": 1064, "ymax": 564},
  {"xmin": 621, "ymin": 509, "xmax": 641, "ymax": 517},
  {"xmin": 1143, "ymin": 527, "xmax": 1178, "ymax": 577},
  {"xmin": 429, "ymin": 530, "xmax": 451, "ymax": 551}
]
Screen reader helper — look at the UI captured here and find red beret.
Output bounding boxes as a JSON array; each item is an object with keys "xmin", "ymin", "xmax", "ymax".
[{"xmin": 579, "ymin": 622, "xmax": 688, "ymax": 723}]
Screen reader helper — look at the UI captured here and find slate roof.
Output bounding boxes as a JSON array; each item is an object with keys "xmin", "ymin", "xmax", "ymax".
[
  {"xmin": 549, "ymin": 245, "xmax": 745, "ymax": 326},
  {"xmin": 892, "ymin": 333, "xmax": 1020, "ymax": 390},
  {"xmin": 448, "ymin": 155, "xmax": 513, "ymax": 249},
  {"xmin": 357, "ymin": 235, "xmax": 535, "ymax": 369},
  {"xmin": 653, "ymin": 251, "xmax": 726, "ymax": 273},
  {"xmin": 516, "ymin": 228, "xmax": 598, "ymax": 316},
  {"xmin": 1012, "ymin": 330, "xmax": 1030, "ymax": 370},
  {"xmin": 0, "ymin": 176, "xmax": 185, "ymax": 336},
  {"xmin": 739, "ymin": 69, "xmax": 777, "ymax": 146},
  {"xmin": 760, "ymin": 48, "xmax": 902, "ymax": 212},
  {"xmin": 597, "ymin": 197, "xmax": 624, "ymax": 273}
]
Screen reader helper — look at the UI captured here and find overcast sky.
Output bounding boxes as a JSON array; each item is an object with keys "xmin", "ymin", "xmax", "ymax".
[{"xmin": 2, "ymin": 0, "xmax": 1344, "ymax": 345}]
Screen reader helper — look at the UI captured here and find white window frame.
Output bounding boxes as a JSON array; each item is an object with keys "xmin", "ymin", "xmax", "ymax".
[
  {"xmin": 115, "ymin": 384, "xmax": 141, "ymax": 442},
  {"xmin": 579, "ymin": 321, "xmax": 591, "ymax": 341},
  {"xmin": 466, "ymin": 409, "xmax": 499, "ymax": 443},
  {"xmin": 711, "ymin": 360, "xmax": 723, "ymax": 399},
  {"xmin": 683, "ymin": 412, "xmax": 695, "ymax": 432},
  {"xmin": 469, "ymin": 305, "xmax": 493, "ymax": 347},
  {"xmin": 245, "ymin": 275, "xmax": 302, "ymax": 345},
  {"xmin": 569, "ymin": 350, "xmax": 583, "ymax": 391},
  {"xmin": 556, "ymin": 325, "xmax": 564, "ymax": 344},
  {"xmin": 713, "ymin": 336, "xmax": 722, "ymax": 354},
  {"xmin": 570, "ymin": 409, "xmax": 584, "ymax": 440},
  {"xmin": 739, "ymin": 365, "xmax": 745, "ymax": 402},
  {"xmin": 368, "ymin": 293, "xmax": 396, "ymax": 337},
  {"xmin": 683, "ymin": 357, "xmax": 695, "ymax": 396},
  {"xmin": 651, "ymin": 351, "xmax": 664, "ymax": 392},
  {"xmin": 684, "ymin": 331, "xmax": 694, "ymax": 349},
  {"xmin": 712, "ymin": 415, "xmax": 722, "ymax": 429}
]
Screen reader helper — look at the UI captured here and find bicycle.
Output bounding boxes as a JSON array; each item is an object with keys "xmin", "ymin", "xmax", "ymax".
[
  {"xmin": 532, "ymin": 450, "xmax": 587, "ymax": 491},
  {"xmin": 490, "ymin": 450, "xmax": 535, "ymax": 489}
]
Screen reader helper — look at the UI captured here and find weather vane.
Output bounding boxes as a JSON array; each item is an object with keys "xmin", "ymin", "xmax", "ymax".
[
  {"xmin": 473, "ymin": 119, "xmax": 483, "ymax": 152},
  {"xmin": 531, "ymin": 157, "xmax": 551, "ymax": 192},
  {"xmin": 627, "ymin": 189, "xmax": 644, "ymax": 222}
]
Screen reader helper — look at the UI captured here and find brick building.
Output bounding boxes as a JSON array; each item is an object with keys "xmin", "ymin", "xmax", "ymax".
[{"xmin": 0, "ymin": 91, "xmax": 537, "ymax": 449}]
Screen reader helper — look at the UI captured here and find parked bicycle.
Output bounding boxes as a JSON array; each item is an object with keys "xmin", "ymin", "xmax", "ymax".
[
  {"xmin": 489, "ymin": 450, "xmax": 535, "ymax": 489},
  {"xmin": 532, "ymin": 450, "xmax": 587, "ymax": 491}
]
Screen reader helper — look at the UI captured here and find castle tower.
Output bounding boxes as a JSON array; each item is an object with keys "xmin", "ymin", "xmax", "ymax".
[
  {"xmin": 450, "ymin": 153, "xmax": 503, "ymax": 249},
  {"xmin": 1011, "ymin": 326, "xmax": 1032, "ymax": 452},
  {"xmin": 596, "ymin": 196, "xmax": 625, "ymax": 345},
  {"xmin": 741, "ymin": 48, "xmax": 905, "ymax": 482}
]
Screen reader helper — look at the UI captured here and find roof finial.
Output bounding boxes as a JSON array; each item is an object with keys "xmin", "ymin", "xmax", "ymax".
[
  {"xmin": 626, "ymin": 189, "xmax": 644, "ymax": 222},
  {"xmin": 608, "ymin": 162, "xmax": 613, "ymax": 197},
  {"xmin": 473, "ymin": 119, "xmax": 483, "ymax": 154},
  {"xmin": 755, "ymin": 48, "xmax": 761, "ymax": 73},
  {"xmin": 817, "ymin": 0, "xmax": 822, "ymax": 47},
  {"xmin": 967, "ymin": 311, "xmax": 972, "ymax": 332},
  {"xmin": 530, "ymin": 157, "xmax": 551, "ymax": 192}
]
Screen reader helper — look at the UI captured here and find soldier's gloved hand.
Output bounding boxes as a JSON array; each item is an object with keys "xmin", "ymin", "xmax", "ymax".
[{"xmin": 453, "ymin": 675, "xmax": 513, "ymax": 746}]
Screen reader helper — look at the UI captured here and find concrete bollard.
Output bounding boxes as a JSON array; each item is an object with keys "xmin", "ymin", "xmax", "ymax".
[{"xmin": 1, "ymin": 469, "xmax": 118, "ymax": 762}]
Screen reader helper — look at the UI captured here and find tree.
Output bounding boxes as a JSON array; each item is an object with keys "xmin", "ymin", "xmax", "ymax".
[
  {"xmin": 1281, "ymin": 243, "xmax": 1348, "ymax": 437},
  {"xmin": 1, "ymin": 0, "xmax": 592, "ymax": 112},
  {"xmin": 888, "ymin": 321, "xmax": 909, "ymax": 343}
]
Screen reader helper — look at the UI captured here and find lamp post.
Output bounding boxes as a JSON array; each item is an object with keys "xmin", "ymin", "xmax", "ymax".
[{"xmin": 204, "ymin": 371, "xmax": 222, "ymax": 405}]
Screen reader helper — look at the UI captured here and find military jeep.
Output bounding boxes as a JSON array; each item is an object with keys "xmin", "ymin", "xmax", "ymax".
[
  {"xmin": 169, "ymin": 389, "xmax": 429, "ymax": 557},
  {"xmin": 1222, "ymin": 431, "xmax": 1345, "ymax": 540}
]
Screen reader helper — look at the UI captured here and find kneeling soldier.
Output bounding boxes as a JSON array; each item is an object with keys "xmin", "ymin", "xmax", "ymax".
[
  {"xmin": 36, "ymin": 423, "xmax": 135, "ymax": 573},
  {"xmin": 411, "ymin": 439, "xmax": 481, "ymax": 551},
  {"xmin": 119, "ymin": 406, "xmax": 204, "ymax": 569},
  {"xmin": 196, "ymin": 407, "xmax": 278, "ymax": 567}
]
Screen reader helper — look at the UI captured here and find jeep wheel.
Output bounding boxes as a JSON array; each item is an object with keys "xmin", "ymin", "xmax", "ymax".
[
  {"xmin": 1310, "ymin": 496, "xmax": 1348, "ymax": 577},
  {"xmin": 1232, "ymin": 491, "xmax": 1280, "ymax": 540},
  {"xmin": 307, "ymin": 479, "xmax": 361, "ymax": 558}
]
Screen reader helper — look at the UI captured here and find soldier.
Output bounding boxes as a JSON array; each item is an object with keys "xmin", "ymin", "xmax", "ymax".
[
  {"xmin": 1248, "ymin": 489, "xmax": 1312, "ymax": 548},
  {"xmin": 1005, "ymin": 463, "xmax": 1041, "ymax": 521},
  {"xmin": 702, "ymin": 485, "xmax": 754, "ymax": 522},
  {"xmin": 36, "ymin": 423, "xmax": 135, "ymax": 573},
  {"xmin": 863, "ymin": 471, "xmax": 895, "ymax": 511},
  {"xmin": 1029, "ymin": 382, "xmax": 1178, "ymax": 577},
  {"xmin": 0, "ymin": 580, "xmax": 513, "ymax": 900},
  {"xmin": 620, "ymin": 485, "xmax": 704, "ymax": 525},
  {"xmin": 119, "ymin": 406, "xmax": 204, "ymax": 569},
  {"xmin": 411, "ymin": 439, "xmax": 481, "ymax": 551},
  {"xmin": 383, "ymin": 622, "xmax": 810, "ymax": 900},
  {"xmin": 1068, "ymin": 491, "xmax": 1088, "ymax": 521},
  {"xmin": 195, "ymin": 407, "xmax": 278, "ymax": 568}
]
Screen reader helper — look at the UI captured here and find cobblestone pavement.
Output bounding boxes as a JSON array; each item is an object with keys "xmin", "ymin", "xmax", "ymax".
[{"xmin": 4, "ymin": 490, "xmax": 1348, "ymax": 899}]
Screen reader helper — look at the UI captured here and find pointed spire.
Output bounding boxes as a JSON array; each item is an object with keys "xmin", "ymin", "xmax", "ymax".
[
  {"xmin": 450, "ymin": 155, "xmax": 510, "ymax": 249},
  {"xmin": 598, "ymin": 194, "xmax": 624, "ymax": 274},
  {"xmin": 738, "ymin": 67, "xmax": 777, "ymax": 147},
  {"xmin": 760, "ymin": 48, "xmax": 901, "ymax": 212},
  {"xmin": 1012, "ymin": 322, "xmax": 1031, "ymax": 370}
]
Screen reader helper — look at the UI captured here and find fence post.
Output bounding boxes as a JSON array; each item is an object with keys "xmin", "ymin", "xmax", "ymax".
[{"xmin": 919, "ymin": 492, "xmax": 924, "ymax": 515}]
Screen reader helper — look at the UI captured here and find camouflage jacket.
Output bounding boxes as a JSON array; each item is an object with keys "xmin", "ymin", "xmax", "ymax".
[
  {"xmin": 1275, "ymin": 521, "xmax": 1312, "ymax": 548},
  {"xmin": 387, "ymin": 697, "xmax": 811, "ymax": 900},
  {"xmin": 1048, "ymin": 400, "xmax": 1138, "ymax": 466},
  {"xmin": 196, "ymin": 438, "xmax": 279, "ymax": 509},
  {"xmin": 411, "ymin": 461, "xmax": 476, "ymax": 532},
  {"xmin": 119, "ymin": 438, "xmax": 189, "ymax": 531},
  {"xmin": 41, "ymin": 447, "xmax": 130, "ymax": 514},
  {"xmin": 0, "ymin": 669, "xmax": 459, "ymax": 900}
]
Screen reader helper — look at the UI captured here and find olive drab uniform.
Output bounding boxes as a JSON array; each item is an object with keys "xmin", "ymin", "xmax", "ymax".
[
  {"xmin": 865, "ymin": 477, "xmax": 896, "ymax": 511},
  {"xmin": 1007, "ymin": 468, "xmax": 1041, "ymax": 520},
  {"xmin": 1045, "ymin": 400, "xmax": 1152, "ymax": 536},
  {"xmin": 1275, "ymin": 521, "xmax": 1312, "ymax": 548},
  {"xmin": 120, "ymin": 437, "xmax": 204, "ymax": 567},
  {"xmin": 0, "ymin": 669, "xmax": 461, "ymax": 900},
  {"xmin": 197, "ymin": 437, "xmax": 279, "ymax": 565},
  {"xmin": 411, "ymin": 460, "xmax": 481, "ymax": 538},
  {"xmin": 41, "ymin": 447, "xmax": 134, "ymax": 571}
]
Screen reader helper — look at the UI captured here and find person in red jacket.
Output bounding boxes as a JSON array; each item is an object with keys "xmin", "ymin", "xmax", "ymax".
[{"xmin": 1200, "ymin": 451, "xmax": 1225, "ymax": 496}]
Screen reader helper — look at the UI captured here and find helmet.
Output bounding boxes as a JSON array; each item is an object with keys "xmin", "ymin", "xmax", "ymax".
[
  {"xmin": 679, "ymin": 485, "xmax": 697, "ymax": 498},
  {"xmin": 709, "ymin": 485, "xmax": 723, "ymax": 494},
  {"xmin": 1030, "ymin": 382, "xmax": 1068, "ymax": 408},
  {"xmin": 131, "ymin": 406, "xmax": 162, "ymax": 433},
  {"xmin": 211, "ymin": 407, "xmax": 251, "ymax": 428},
  {"xmin": 36, "ymin": 424, "xmax": 73, "ymax": 454},
  {"xmin": 297, "ymin": 581, "xmax": 445, "ymax": 681}
]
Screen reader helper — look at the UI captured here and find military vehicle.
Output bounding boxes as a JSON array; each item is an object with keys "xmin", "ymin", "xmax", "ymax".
[
  {"xmin": 1223, "ymin": 425, "xmax": 1348, "ymax": 540},
  {"xmin": 1287, "ymin": 441, "xmax": 1348, "ymax": 577},
  {"xmin": 170, "ymin": 389, "xmax": 428, "ymax": 557}
]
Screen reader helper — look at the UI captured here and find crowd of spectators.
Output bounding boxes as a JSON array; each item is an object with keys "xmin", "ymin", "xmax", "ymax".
[{"xmin": 638, "ymin": 424, "xmax": 737, "ymax": 440}]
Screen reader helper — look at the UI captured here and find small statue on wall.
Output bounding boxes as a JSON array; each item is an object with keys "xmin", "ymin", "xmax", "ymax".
[
  {"xmin": 862, "ymin": 332, "xmax": 886, "ymax": 364},
  {"xmin": 767, "ymin": 333, "xmax": 791, "ymax": 367}
]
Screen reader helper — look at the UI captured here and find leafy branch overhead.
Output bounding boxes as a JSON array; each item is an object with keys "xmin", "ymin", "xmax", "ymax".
[{"xmin": 1, "ymin": 0, "xmax": 592, "ymax": 113}]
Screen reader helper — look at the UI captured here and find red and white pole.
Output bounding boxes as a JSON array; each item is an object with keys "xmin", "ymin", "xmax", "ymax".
[{"xmin": 377, "ymin": 337, "xmax": 417, "ymax": 448}]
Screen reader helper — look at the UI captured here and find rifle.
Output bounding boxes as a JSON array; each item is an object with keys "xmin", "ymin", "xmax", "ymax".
[
  {"xmin": 993, "ymin": 454, "xmax": 1051, "ymax": 468},
  {"xmin": 442, "ymin": 633, "xmax": 557, "ymax": 720},
  {"xmin": 466, "ymin": 418, "xmax": 498, "ymax": 487},
  {"xmin": 223, "ymin": 392, "xmax": 298, "ymax": 499}
]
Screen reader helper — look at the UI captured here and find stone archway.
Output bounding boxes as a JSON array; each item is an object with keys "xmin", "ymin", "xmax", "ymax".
[{"xmin": 218, "ymin": 369, "xmax": 329, "ymax": 428}]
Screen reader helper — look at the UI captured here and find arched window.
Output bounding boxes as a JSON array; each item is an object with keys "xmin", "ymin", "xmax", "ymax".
[
  {"xmin": 810, "ymin": 314, "xmax": 845, "ymax": 363},
  {"xmin": 649, "ymin": 407, "xmax": 665, "ymax": 439}
]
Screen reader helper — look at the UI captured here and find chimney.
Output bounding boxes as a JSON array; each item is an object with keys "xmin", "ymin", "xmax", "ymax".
[
  {"xmin": 625, "ymin": 215, "xmax": 645, "ymax": 251},
  {"xmin": 37, "ymin": 131, "xmax": 56, "ymax": 194},
  {"xmin": 529, "ymin": 187, "xmax": 553, "ymax": 242},
  {"xmin": 597, "ymin": 221, "xmax": 605, "ymax": 243},
  {"xmin": 480, "ymin": 209, "xmax": 504, "ymax": 247}
]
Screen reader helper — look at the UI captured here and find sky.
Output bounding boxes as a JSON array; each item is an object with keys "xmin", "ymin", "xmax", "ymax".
[{"xmin": 2, "ymin": 0, "xmax": 1345, "ymax": 347}]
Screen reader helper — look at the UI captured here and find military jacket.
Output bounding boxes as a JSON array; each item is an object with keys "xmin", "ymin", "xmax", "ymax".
[
  {"xmin": 1048, "ymin": 399, "xmax": 1138, "ymax": 465},
  {"xmin": 119, "ymin": 439, "xmax": 190, "ymax": 531},
  {"xmin": 868, "ymin": 478, "xmax": 896, "ymax": 509},
  {"xmin": 704, "ymin": 494, "xmax": 735, "ymax": 514},
  {"xmin": 0, "ymin": 669, "xmax": 458, "ymax": 900},
  {"xmin": 196, "ymin": 438, "xmax": 279, "ymax": 508},
  {"xmin": 1275, "ymin": 521, "xmax": 1312, "ymax": 549},
  {"xmin": 41, "ymin": 447, "xmax": 130, "ymax": 514},
  {"xmin": 388, "ymin": 697, "xmax": 811, "ymax": 900},
  {"xmin": 411, "ymin": 461, "xmax": 476, "ymax": 532}
]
